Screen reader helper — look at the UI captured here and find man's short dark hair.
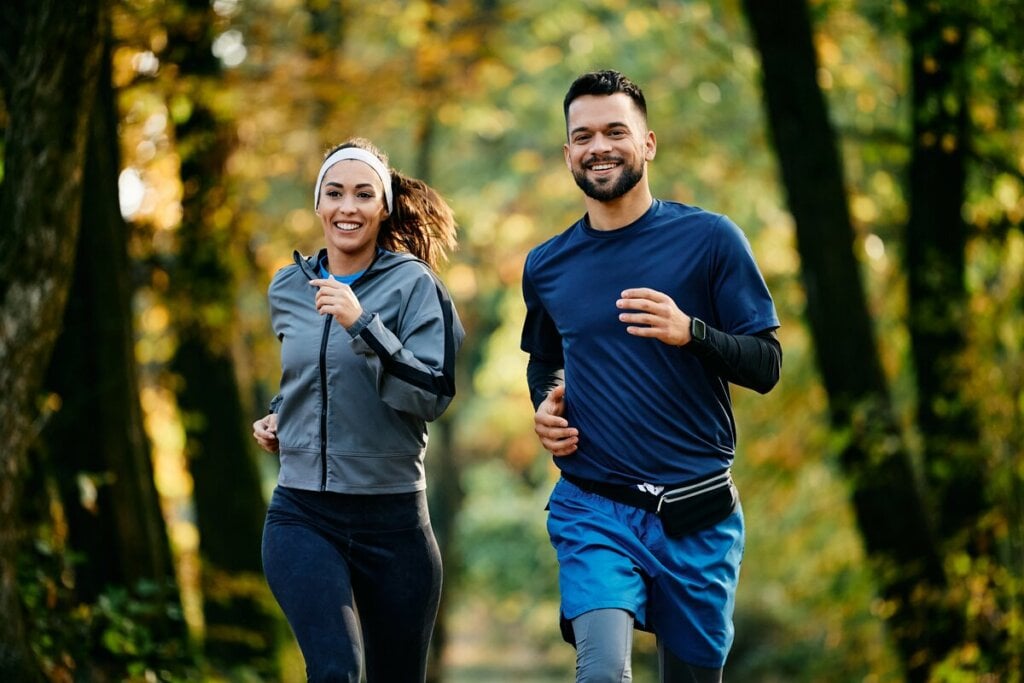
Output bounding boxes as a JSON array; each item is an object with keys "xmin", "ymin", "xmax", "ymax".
[{"xmin": 563, "ymin": 70, "xmax": 648, "ymax": 125}]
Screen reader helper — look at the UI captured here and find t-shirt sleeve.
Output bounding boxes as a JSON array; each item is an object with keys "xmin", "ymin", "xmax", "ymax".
[
  {"xmin": 520, "ymin": 262, "xmax": 564, "ymax": 364},
  {"xmin": 708, "ymin": 215, "xmax": 780, "ymax": 335}
]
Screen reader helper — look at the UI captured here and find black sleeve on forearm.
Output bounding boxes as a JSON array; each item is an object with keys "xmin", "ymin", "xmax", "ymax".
[
  {"xmin": 687, "ymin": 326, "xmax": 782, "ymax": 394},
  {"xmin": 526, "ymin": 357, "xmax": 565, "ymax": 410}
]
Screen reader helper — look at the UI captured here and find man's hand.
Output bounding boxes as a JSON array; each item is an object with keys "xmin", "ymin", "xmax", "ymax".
[
  {"xmin": 617, "ymin": 287, "xmax": 692, "ymax": 346},
  {"xmin": 311, "ymin": 278, "xmax": 363, "ymax": 328},
  {"xmin": 534, "ymin": 385, "xmax": 578, "ymax": 457},
  {"xmin": 253, "ymin": 413, "xmax": 280, "ymax": 453}
]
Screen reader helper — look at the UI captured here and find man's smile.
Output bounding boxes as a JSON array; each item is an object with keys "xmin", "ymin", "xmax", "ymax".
[{"xmin": 587, "ymin": 159, "xmax": 621, "ymax": 172}]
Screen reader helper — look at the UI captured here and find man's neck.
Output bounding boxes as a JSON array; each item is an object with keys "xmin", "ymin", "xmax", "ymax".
[{"xmin": 583, "ymin": 185, "xmax": 654, "ymax": 231}]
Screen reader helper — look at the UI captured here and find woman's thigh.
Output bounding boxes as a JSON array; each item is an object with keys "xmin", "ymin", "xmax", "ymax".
[
  {"xmin": 351, "ymin": 522, "xmax": 442, "ymax": 682},
  {"xmin": 262, "ymin": 493, "xmax": 361, "ymax": 682}
]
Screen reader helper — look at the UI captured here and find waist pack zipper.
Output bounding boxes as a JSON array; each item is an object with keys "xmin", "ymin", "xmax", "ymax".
[{"xmin": 656, "ymin": 470, "xmax": 732, "ymax": 513}]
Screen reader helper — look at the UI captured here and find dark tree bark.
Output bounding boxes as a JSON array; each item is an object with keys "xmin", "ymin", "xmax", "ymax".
[
  {"xmin": 412, "ymin": 90, "xmax": 463, "ymax": 683},
  {"xmin": 40, "ymin": 27, "xmax": 183, "ymax": 610},
  {"xmin": 905, "ymin": 1, "xmax": 983, "ymax": 542},
  {"xmin": 0, "ymin": 1, "xmax": 105, "ymax": 679},
  {"xmin": 415, "ymin": 118, "xmax": 458, "ymax": 680},
  {"xmin": 411, "ymin": 5, "xmax": 503, "ymax": 678},
  {"xmin": 742, "ymin": 0, "xmax": 961, "ymax": 679},
  {"xmin": 164, "ymin": 0, "xmax": 277, "ymax": 670}
]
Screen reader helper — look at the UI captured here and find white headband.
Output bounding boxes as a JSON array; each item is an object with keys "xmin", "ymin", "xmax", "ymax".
[{"xmin": 314, "ymin": 148, "xmax": 393, "ymax": 213}]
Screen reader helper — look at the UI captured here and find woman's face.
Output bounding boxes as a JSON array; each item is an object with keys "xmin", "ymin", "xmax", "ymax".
[{"xmin": 316, "ymin": 159, "xmax": 389, "ymax": 271}]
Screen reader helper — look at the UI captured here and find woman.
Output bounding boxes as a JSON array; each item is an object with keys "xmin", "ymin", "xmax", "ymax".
[{"xmin": 253, "ymin": 138, "xmax": 463, "ymax": 682}]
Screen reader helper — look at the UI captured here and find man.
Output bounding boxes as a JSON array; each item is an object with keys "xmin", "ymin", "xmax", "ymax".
[{"xmin": 521, "ymin": 70, "xmax": 781, "ymax": 683}]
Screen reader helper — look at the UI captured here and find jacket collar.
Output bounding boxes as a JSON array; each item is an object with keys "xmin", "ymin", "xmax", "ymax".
[{"xmin": 292, "ymin": 247, "xmax": 424, "ymax": 284}]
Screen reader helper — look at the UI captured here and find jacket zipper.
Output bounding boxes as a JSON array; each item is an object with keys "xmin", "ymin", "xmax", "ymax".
[
  {"xmin": 318, "ymin": 315, "xmax": 331, "ymax": 491},
  {"xmin": 296, "ymin": 247, "xmax": 389, "ymax": 493}
]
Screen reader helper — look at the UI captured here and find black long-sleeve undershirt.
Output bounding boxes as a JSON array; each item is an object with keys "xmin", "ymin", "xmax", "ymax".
[
  {"xmin": 688, "ymin": 326, "xmax": 781, "ymax": 394},
  {"xmin": 526, "ymin": 326, "xmax": 781, "ymax": 410}
]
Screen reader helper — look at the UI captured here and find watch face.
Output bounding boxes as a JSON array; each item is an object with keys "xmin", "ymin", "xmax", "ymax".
[{"xmin": 692, "ymin": 317, "xmax": 706, "ymax": 341}]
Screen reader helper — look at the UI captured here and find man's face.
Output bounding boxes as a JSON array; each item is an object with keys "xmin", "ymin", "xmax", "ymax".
[{"xmin": 564, "ymin": 92, "xmax": 655, "ymax": 202}]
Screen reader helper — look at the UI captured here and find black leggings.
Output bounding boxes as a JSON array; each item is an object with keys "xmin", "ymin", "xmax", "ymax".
[{"xmin": 262, "ymin": 486, "xmax": 442, "ymax": 683}]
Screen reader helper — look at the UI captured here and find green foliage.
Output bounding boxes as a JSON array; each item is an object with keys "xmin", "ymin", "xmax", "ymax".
[
  {"xmin": 730, "ymin": 461, "xmax": 903, "ymax": 681},
  {"xmin": 457, "ymin": 460, "xmax": 559, "ymax": 605},
  {"xmin": 19, "ymin": 543, "xmax": 197, "ymax": 682}
]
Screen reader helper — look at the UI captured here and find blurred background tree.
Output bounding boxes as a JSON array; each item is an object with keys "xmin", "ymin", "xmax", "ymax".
[
  {"xmin": 1, "ymin": 0, "xmax": 1021, "ymax": 681},
  {"xmin": 1, "ymin": 1, "xmax": 109, "ymax": 681}
]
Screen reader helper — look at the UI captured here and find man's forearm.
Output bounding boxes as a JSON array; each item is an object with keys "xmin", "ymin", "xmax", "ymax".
[
  {"xmin": 527, "ymin": 358, "xmax": 565, "ymax": 410},
  {"xmin": 687, "ymin": 327, "xmax": 782, "ymax": 394}
]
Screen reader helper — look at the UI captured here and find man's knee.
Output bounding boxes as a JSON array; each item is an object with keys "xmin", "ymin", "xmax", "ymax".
[
  {"xmin": 573, "ymin": 608, "xmax": 633, "ymax": 683},
  {"xmin": 306, "ymin": 662, "xmax": 360, "ymax": 683},
  {"xmin": 658, "ymin": 642, "xmax": 723, "ymax": 683}
]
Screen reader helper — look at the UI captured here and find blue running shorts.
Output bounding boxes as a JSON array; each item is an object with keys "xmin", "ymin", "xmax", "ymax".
[{"xmin": 546, "ymin": 476, "xmax": 745, "ymax": 669}]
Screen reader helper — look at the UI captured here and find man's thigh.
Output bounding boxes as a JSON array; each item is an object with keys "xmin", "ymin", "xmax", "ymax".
[
  {"xmin": 547, "ymin": 478, "xmax": 653, "ymax": 624},
  {"xmin": 647, "ymin": 506, "xmax": 745, "ymax": 670}
]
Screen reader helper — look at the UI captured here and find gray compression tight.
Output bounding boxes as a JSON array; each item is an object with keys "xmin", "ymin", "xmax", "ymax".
[{"xmin": 572, "ymin": 609, "xmax": 724, "ymax": 683}]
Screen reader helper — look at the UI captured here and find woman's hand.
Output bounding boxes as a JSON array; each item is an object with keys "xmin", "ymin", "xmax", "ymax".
[
  {"xmin": 253, "ymin": 413, "xmax": 279, "ymax": 453},
  {"xmin": 310, "ymin": 278, "xmax": 364, "ymax": 328}
]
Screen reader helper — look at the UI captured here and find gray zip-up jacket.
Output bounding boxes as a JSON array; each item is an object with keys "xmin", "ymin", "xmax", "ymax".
[{"xmin": 268, "ymin": 248, "xmax": 464, "ymax": 494}]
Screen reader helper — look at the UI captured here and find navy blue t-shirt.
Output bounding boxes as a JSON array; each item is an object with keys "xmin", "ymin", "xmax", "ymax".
[{"xmin": 521, "ymin": 200, "xmax": 779, "ymax": 485}]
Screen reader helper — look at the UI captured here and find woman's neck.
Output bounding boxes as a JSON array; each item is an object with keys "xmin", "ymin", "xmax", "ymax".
[{"xmin": 325, "ymin": 247, "xmax": 375, "ymax": 276}]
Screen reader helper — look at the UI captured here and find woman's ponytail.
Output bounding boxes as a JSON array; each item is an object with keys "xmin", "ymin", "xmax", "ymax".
[
  {"xmin": 323, "ymin": 138, "xmax": 457, "ymax": 271},
  {"xmin": 386, "ymin": 171, "xmax": 457, "ymax": 271}
]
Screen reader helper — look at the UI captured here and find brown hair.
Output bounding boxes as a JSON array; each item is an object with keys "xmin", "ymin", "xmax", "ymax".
[{"xmin": 323, "ymin": 138, "xmax": 457, "ymax": 271}]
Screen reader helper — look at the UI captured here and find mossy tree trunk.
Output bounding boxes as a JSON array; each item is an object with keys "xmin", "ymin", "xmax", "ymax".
[
  {"xmin": 0, "ymin": 0, "xmax": 106, "ymax": 679},
  {"xmin": 164, "ymin": 0, "xmax": 278, "ymax": 671},
  {"xmin": 742, "ymin": 1, "xmax": 966, "ymax": 678}
]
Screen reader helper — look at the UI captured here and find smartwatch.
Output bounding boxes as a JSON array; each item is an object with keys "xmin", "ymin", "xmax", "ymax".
[{"xmin": 690, "ymin": 316, "xmax": 707, "ymax": 344}]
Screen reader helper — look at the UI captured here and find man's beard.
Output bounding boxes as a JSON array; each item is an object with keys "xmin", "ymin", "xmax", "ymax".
[{"xmin": 572, "ymin": 159, "xmax": 644, "ymax": 201}]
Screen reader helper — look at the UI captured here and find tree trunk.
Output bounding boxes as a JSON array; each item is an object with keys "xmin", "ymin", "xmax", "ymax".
[
  {"xmin": 905, "ymin": 1, "xmax": 983, "ymax": 541},
  {"xmin": 411, "ymin": 99, "xmax": 459, "ymax": 683},
  {"xmin": 741, "ymin": 0, "xmax": 961, "ymax": 678},
  {"xmin": 411, "ymin": 4, "xmax": 499, "ymax": 677},
  {"xmin": 0, "ymin": 0, "xmax": 105, "ymax": 679},
  {"xmin": 165, "ymin": 0, "xmax": 277, "ymax": 670},
  {"xmin": 40, "ymin": 28, "xmax": 183, "ymax": 612},
  {"xmin": 424, "ymin": 415, "xmax": 462, "ymax": 683},
  {"xmin": 172, "ymin": 338, "xmax": 276, "ymax": 666}
]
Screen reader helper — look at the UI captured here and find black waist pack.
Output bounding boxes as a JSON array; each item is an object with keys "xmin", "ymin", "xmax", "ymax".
[
  {"xmin": 561, "ymin": 469, "xmax": 738, "ymax": 538},
  {"xmin": 655, "ymin": 469, "xmax": 737, "ymax": 538}
]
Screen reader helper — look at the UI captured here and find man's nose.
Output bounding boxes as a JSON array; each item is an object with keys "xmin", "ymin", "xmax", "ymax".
[{"xmin": 588, "ymin": 133, "xmax": 613, "ymax": 153}]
